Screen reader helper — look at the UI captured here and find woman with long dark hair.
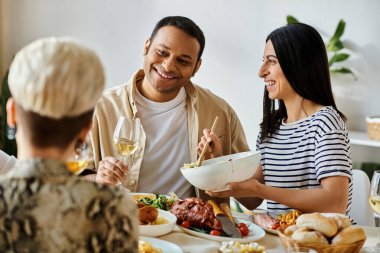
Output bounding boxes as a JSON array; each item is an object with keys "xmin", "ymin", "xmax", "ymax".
[{"xmin": 201, "ymin": 23, "xmax": 352, "ymax": 215}]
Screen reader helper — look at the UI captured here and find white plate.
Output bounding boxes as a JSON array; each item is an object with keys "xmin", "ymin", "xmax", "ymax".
[
  {"xmin": 140, "ymin": 209, "xmax": 177, "ymax": 237},
  {"xmin": 259, "ymin": 225, "xmax": 279, "ymax": 235},
  {"xmin": 177, "ymin": 218, "xmax": 265, "ymax": 243},
  {"xmin": 140, "ymin": 236, "xmax": 183, "ymax": 253}
]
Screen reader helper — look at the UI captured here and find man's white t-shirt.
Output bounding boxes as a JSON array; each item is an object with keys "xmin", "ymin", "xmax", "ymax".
[
  {"xmin": 135, "ymin": 87, "xmax": 193, "ymax": 198},
  {"xmin": 0, "ymin": 150, "xmax": 17, "ymax": 174}
]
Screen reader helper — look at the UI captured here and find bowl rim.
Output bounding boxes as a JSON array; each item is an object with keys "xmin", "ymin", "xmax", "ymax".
[{"xmin": 181, "ymin": 150, "xmax": 260, "ymax": 170}]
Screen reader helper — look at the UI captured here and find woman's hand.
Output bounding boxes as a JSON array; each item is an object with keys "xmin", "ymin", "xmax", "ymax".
[
  {"xmin": 95, "ymin": 156, "xmax": 128, "ymax": 186},
  {"xmin": 197, "ymin": 128, "xmax": 223, "ymax": 160},
  {"xmin": 206, "ymin": 177, "xmax": 262, "ymax": 198}
]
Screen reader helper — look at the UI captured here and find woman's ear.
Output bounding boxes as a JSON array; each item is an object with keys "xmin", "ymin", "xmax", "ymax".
[{"xmin": 6, "ymin": 98, "xmax": 16, "ymax": 127}]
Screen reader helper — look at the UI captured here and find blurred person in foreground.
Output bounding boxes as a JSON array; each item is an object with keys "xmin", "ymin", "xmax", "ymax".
[
  {"xmin": 0, "ymin": 37, "xmax": 138, "ymax": 252},
  {"xmin": 200, "ymin": 23, "xmax": 352, "ymax": 216},
  {"xmin": 89, "ymin": 16, "xmax": 249, "ymax": 199}
]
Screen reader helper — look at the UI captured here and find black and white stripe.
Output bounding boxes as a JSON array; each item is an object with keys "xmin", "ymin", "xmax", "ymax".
[{"xmin": 257, "ymin": 106, "xmax": 353, "ymax": 215}]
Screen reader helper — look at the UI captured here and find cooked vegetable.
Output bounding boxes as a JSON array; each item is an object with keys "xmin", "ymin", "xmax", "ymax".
[
  {"xmin": 183, "ymin": 163, "xmax": 197, "ymax": 168},
  {"xmin": 137, "ymin": 193, "xmax": 178, "ymax": 211}
]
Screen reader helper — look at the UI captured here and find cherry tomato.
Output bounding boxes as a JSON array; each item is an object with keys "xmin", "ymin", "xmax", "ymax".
[
  {"xmin": 210, "ymin": 230, "xmax": 221, "ymax": 236},
  {"xmin": 271, "ymin": 223, "xmax": 280, "ymax": 230},
  {"xmin": 237, "ymin": 223, "xmax": 249, "ymax": 236},
  {"xmin": 181, "ymin": 221, "xmax": 191, "ymax": 229}
]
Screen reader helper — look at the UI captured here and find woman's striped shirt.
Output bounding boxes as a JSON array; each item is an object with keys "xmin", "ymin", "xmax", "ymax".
[{"xmin": 256, "ymin": 106, "xmax": 352, "ymax": 215}]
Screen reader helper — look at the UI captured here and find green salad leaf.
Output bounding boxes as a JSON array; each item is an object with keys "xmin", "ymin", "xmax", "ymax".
[{"xmin": 137, "ymin": 193, "xmax": 178, "ymax": 211}]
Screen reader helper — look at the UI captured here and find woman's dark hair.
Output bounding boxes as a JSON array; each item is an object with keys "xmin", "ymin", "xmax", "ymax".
[
  {"xmin": 16, "ymin": 104, "xmax": 93, "ymax": 150},
  {"xmin": 150, "ymin": 16, "xmax": 205, "ymax": 61},
  {"xmin": 260, "ymin": 23, "xmax": 346, "ymax": 142}
]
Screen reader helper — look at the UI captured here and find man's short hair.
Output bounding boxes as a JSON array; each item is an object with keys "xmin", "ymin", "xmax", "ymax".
[{"xmin": 150, "ymin": 16, "xmax": 205, "ymax": 61}]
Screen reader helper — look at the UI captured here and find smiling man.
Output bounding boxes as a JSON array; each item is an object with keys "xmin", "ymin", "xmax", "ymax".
[{"xmin": 89, "ymin": 16, "xmax": 249, "ymax": 198}]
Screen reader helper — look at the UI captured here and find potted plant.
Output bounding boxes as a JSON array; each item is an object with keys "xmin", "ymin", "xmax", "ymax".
[{"xmin": 287, "ymin": 15, "xmax": 355, "ymax": 79}]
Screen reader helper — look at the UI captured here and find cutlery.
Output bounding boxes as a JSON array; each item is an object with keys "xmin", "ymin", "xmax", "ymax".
[
  {"xmin": 196, "ymin": 116, "xmax": 219, "ymax": 167},
  {"xmin": 208, "ymin": 200, "xmax": 242, "ymax": 238},
  {"xmin": 220, "ymin": 203, "xmax": 237, "ymax": 223}
]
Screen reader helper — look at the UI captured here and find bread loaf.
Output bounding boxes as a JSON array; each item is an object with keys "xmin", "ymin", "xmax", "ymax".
[
  {"xmin": 291, "ymin": 227, "xmax": 329, "ymax": 244},
  {"xmin": 331, "ymin": 227, "xmax": 366, "ymax": 245},
  {"xmin": 283, "ymin": 224, "xmax": 298, "ymax": 236},
  {"xmin": 296, "ymin": 213, "xmax": 337, "ymax": 237},
  {"xmin": 321, "ymin": 213, "xmax": 351, "ymax": 231}
]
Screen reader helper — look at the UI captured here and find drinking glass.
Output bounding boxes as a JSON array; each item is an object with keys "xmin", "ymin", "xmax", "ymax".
[
  {"xmin": 113, "ymin": 116, "xmax": 141, "ymax": 184},
  {"xmin": 66, "ymin": 138, "xmax": 90, "ymax": 175},
  {"xmin": 368, "ymin": 170, "xmax": 380, "ymax": 251}
]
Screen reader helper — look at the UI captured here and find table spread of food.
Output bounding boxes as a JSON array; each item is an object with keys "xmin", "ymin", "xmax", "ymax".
[{"xmin": 132, "ymin": 192, "xmax": 367, "ymax": 253}]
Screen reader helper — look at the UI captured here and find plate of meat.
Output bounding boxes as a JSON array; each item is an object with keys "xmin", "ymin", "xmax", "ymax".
[
  {"xmin": 252, "ymin": 213, "xmax": 280, "ymax": 235},
  {"xmin": 252, "ymin": 210, "xmax": 301, "ymax": 235},
  {"xmin": 170, "ymin": 197, "xmax": 265, "ymax": 242}
]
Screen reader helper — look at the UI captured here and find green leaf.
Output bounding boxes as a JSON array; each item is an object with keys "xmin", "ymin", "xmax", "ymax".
[
  {"xmin": 326, "ymin": 39, "xmax": 344, "ymax": 52},
  {"xmin": 331, "ymin": 19, "xmax": 346, "ymax": 41},
  {"xmin": 329, "ymin": 53, "xmax": 350, "ymax": 66},
  {"xmin": 330, "ymin": 67, "xmax": 353, "ymax": 74},
  {"xmin": 286, "ymin": 15, "xmax": 299, "ymax": 24},
  {"xmin": 330, "ymin": 67, "xmax": 357, "ymax": 80}
]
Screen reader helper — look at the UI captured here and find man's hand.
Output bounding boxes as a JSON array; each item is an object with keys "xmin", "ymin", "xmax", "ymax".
[
  {"xmin": 197, "ymin": 128, "xmax": 223, "ymax": 160},
  {"xmin": 95, "ymin": 156, "xmax": 128, "ymax": 186}
]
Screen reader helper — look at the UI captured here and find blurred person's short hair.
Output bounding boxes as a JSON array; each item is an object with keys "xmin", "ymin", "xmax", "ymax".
[{"xmin": 8, "ymin": 37, "xmax": 105, "ymax": 148}]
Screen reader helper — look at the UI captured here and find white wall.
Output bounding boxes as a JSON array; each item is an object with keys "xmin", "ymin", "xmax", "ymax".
[{"xmin": 2, "ymin": 0, "xmax": 380, "ymax": 151}]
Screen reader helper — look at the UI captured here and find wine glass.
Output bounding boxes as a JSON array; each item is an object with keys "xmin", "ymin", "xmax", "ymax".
[
  {"xmin": 66, "ymin": 138, "xmax": 90, "ymax": 175},
  {"xmin": 113, "ymin": 116, "xmax": 141, "ymax": 184},
  {"xmin": 368, "ymin": 170, "xmax": 380, "ymax": 251}
]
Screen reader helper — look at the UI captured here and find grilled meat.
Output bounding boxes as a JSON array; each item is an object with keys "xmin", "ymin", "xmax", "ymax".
[
  {"xmin": 253, "ymin": 213, "xmax": 278, "ymax": 229},
  {"xmin": 170, "ymin": 197, "xmax": 222, "ymax": 230}
]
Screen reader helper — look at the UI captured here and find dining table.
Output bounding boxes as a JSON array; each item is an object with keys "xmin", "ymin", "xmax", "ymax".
[{"xmin": 158, "ymin": 218, "xmax": 379, "ymax": 253}]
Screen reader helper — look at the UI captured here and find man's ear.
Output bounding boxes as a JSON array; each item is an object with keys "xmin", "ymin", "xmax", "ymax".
[
  {"xmin": 143, "ymin": 38, "xmax": 151, "ymax": 55},
  {"xmin": 6, "ymin": 98, "xmax": 16, "ymax": 127},
  {"xmin": 192, "ymin": 58, "xmax": 202, "ymax": 77}
]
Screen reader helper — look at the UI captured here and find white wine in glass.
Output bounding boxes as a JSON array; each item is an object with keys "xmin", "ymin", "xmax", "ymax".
[
  {"xmin": 66, "ymin": 140, "xmax": 89, "ymax": 175},
  {"xmin": 113, "ymin": 137, "xmax": 138, "ymax": 156},
  {"xmin": 113, "ymin": 116, "xmax": 141, "ymax": 184},
  {"xmin": 369, "ymin": 196, "xmax": 380, "ymax": 215},
  {"xmin": 367, "ymin": 170, "xmax": 380, "ymax": 251}
]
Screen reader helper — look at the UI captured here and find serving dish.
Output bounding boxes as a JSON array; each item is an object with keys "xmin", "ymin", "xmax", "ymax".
[
  {"xmin": 177, "ymin": 218, "xmax": 265, "ymax": 243},
  {"xmin": 139, "ymin": 209, "xmax": 177, "ymax": 237},
  {"xmin": 140, "ymin": 236, "xmax": 183, "ymax": 253},
  {"xmin": 180, "ymin": 151, "xmax": 261, "ymax": 192}
]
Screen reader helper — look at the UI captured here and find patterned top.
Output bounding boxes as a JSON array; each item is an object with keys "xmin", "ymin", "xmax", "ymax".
[
  {"xmin": 0, "ymin": 159, "xmax": 138, "ymax": 253},
  {"xmin": 257, "ymin": 106, "xmax": 352, "ymax": 214}
]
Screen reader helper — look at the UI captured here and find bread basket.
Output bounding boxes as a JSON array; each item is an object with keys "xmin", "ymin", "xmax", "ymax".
[
  {"xmin": 278, "ymin": 231, "xmax": 365, "ymax": 253},
  {"xmin": 366, "ymin": 116, "xmax": 380, "ymax": 141}
]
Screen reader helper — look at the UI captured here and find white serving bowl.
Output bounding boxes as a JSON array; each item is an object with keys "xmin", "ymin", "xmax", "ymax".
[
  {"xmin": 180, "ymin": 151, "xmax": 260, "ymax": 192},
  {"xmin": 139, "ymin": 209, "xmax": 177, "ymax": 237}
]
